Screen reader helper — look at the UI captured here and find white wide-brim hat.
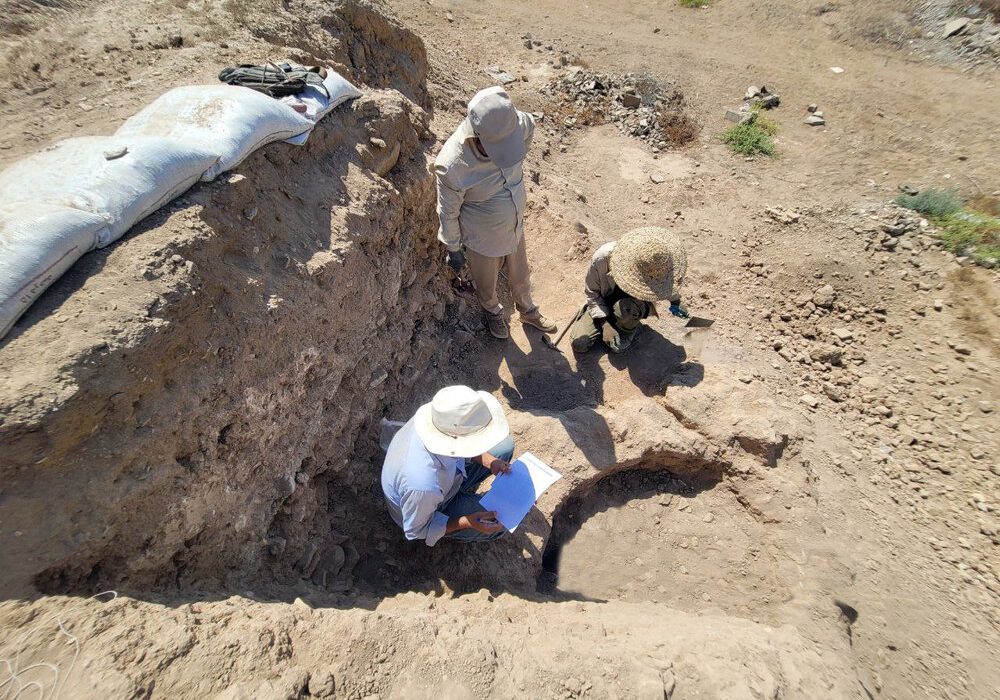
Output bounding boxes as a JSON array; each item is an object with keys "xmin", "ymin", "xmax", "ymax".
[{"xmin": 414, "ymin": 385, "xmax": 510, "ymax": 458}]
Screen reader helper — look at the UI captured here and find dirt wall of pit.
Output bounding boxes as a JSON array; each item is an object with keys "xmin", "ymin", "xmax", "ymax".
[{"xmin": 0, "ymin": 3, "xmax": 442, "ymax": 597}]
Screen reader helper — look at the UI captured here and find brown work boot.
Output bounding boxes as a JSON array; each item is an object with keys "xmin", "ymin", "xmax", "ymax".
[
  {"xmin": 485, "ymin": 311, "xmax": 509, "ymax": 339},
  {"xmin": 520, "ymin": 311, "xmax": 557, "ymax": 334}
]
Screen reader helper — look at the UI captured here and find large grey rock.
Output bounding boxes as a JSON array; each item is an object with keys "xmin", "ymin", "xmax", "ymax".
[{"xmin": 725, "ymin": 109, "xmax": 752, "ymax": 124}]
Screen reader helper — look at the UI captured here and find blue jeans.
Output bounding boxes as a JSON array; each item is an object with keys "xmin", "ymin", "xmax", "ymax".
[{"xmin": 441, "ymin": 436, "xmax": 515, "ymax": 542}]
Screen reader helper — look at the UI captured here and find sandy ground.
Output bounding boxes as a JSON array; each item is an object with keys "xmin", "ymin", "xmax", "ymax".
[{"xmin": 1, "ymin": 0, "xmax": 999, "ymax": 698}]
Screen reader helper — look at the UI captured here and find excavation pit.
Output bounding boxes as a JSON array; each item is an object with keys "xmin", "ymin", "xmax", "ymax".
[{"xmin": 540, "ymin": 465, "xmax": 789, "ymax": 620}]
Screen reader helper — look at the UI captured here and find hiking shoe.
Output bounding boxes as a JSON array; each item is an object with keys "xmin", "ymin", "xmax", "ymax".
[
  {"xmin": 486, "ymin": 312, "xmax": 510, "ymax": 339},
  {"xmin": 520, "ymin": 312, "xmax": 558, "ymax": 334}
]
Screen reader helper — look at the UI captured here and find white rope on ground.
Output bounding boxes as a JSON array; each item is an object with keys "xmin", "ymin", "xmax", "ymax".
[{"xmin": 0, "ymin": 591, "xmax": 117, "ymax": 700}]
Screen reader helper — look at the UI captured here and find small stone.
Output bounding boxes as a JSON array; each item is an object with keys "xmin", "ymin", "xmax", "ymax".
[
  {"xmin": 805, "ymin": 115, "xmax": 826, "ymax": 126},
  {"xmin": 446, "ymin": 11, "xmax": 454, "ymax": 22},
  {"xmin": 650, "ymin": 173, "xmax": 666, "ymax": 184},
  {"xmin": 832, "ymin": 327, "xmax": 853, "ymax": 341},
  {"xmin": 807, "ymin": 104, "xmax": 818, "ymax": 113},
  {"xmin": 757, "ymin": 93, "xmax": 780, "ymax": 109},
  {"xmin": 485, "ymin": 65, "xmax": 516, "ymax": 84},
  {"xmin": 978, "ymin": 401, "xmax": 994, "ymax": 414},
  {"xmin": 813, "ymin": 284, "xmax": 836, "ymax": 308},
  {"xmin": 943, "ymin": 17, "xmax": 971, "ymax": 38},
  {"xmin": 822, "ymin": 384, "xmax": 844, "ymax": 402},
  {"xmin": 102, "ymin": 145, "xmax": 128, "ymax": 160},
  {"xmin": 725, "ymin": 109, "xmax": 752, "ymax": 124},
  {"xmin": 933, "ymin": 299, "xmax": 944, "ymax": 311},
  {"xmin": 809, "ymin": 344, "xmax": 843, "ymax": 366},
  {"xmin": 308, "ymin": 670, "xmax": 336, "ymax": 698},
  {"xmin": 168, "ymin": 34, "xmax": 184, "ymax": 48},
  {"xmin": 703, "ymin": 513, "xmax": 714, "ymax": 523},
  {"xmin": 800, "ymin": 394, "xmax": 821, "ymax": 409},
  {"xmin": 523, "ymin": 39, "xmax": 533, "ymax": 49},
  {"xmin": 830, "ymin": 66, "xmax": 845, "ymax": 74},
  {"xmin": 621, "ymin": 92, "xmax": 641, "ymax": 109}
]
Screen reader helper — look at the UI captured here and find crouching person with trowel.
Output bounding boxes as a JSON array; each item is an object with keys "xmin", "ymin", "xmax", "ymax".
[
  {"xmin": 381, "ymin": 386, "xmax": 514, "ymax": 544},
  {"xmin": 570, "ymin": 227, "xmax": 689, "ymax": 354}
]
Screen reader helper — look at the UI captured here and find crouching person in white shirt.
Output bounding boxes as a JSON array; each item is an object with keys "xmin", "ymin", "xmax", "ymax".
[{"xmin": 381, "ymin": 385, "xmax": 514, "ymax": 544}]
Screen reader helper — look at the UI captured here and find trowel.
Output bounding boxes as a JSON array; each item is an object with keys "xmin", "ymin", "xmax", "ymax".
[
  {"xmin": 681, "ymin": 316, "xmax": 714, "ymax": 357},
  {"xmin": 684, "ymin": 316, "xmax": 715, "ymax": 329}
]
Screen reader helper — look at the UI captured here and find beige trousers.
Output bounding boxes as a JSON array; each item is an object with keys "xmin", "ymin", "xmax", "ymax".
[{"xmin": 465, "ymin": 235, "xmax": 538, "ymax": 316}]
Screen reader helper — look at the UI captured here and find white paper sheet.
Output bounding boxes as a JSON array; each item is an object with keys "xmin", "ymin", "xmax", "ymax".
[{"xmin": 479, "ymin": 452, "xmax": 562, "ymax": 532}]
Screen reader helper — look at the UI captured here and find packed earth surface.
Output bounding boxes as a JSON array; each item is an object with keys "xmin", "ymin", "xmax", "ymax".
[{"xmin": 1, "ymin": 1, "xmax": 998, "ymax": 699}]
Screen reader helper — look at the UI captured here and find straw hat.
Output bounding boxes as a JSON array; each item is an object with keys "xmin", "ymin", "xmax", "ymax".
[
  {"xmin": 414, "ymin": 385, "xmax": 510, "ymax": 458},
  {"xmin": 609, "ymin": 227, "xmax": 687, "ymax": 302}
]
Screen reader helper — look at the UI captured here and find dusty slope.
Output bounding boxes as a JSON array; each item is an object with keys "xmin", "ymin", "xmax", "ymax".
[{"xmin": 1, "ymin": 0, "xmax": 999, "ymax": 699}]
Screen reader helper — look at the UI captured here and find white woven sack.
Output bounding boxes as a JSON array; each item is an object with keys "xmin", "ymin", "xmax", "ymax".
[
  {"xmin": 116, "ymin": 84, "xmax": 315, "ymax": 180},
  {"xmin": 281, "ymin": 68, "xmax": 363, "ymax": 122},
  {"xmin": 0, "ymin": 135, "xmax": 219, "ymax": 247},
  {"xmin": 0, "ymin": 203, "xmax": 109, "ymax": 339}
]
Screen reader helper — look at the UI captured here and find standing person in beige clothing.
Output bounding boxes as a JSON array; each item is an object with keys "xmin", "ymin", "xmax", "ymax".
[{"xmin": 434, "ymin": 86, "xmax": 556, "ymax": 340}]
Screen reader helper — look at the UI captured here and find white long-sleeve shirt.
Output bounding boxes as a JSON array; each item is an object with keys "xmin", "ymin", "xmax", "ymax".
[
  {"xmin": 433, "ymin": 114, "xmax": 534, "ymax": 257},
  {"xmin": 380, "ymin": 419, "xmax": 466, "ymax": 546}
]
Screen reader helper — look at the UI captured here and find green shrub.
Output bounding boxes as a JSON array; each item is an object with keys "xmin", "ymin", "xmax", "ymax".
[
  {"xmin": 721, "ymin": 118, "xmax": 776, "ymax": 157},
  {"xmin": 894, "ymin": 188, "xmax": 963, "ymax": 217},
  {"xmin": 679, "ymin": 0, "xmax": 710, "ymax": 6},
  {"xmin": 932, "ymin": 211, "xmax": 1000, "ymax": 265}
]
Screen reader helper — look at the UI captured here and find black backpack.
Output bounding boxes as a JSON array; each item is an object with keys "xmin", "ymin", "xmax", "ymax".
[{"xmin": 218, "ymin": 63, "xmax": 330, "ymax": 99}]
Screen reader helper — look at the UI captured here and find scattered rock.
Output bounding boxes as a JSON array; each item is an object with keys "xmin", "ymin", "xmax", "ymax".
[
  {"xmin": 650, "ymin": 173, "xmax": 666, "ymax": 184},
  {"xmin": 745, "ymin": 84, "xmax": 780, "ymax": 109},
  {"xmin": 765, "ymin": 206, "xmax": 800, "ymax": 224},
  {"xmin": 800, "ymin": 394, "xmax": 821, "ymax": 409},
  {"xmin": 485, "ymin": 65, "xmax": 516, "ymax": 84},
  {"xmin": 822, "ymin": 384, "xmax": 845, "ymax": 402},
  {"xmin": 809, "ymin": 344, "xmax": 843, "ymax": 366},
  {"xmin": 544, "ymin": 68, "xmax": 697, "ymax": 146},
  {"xmin": 812, "ymin": 285, "xmax": 836, "ymax": 308},
  {"xmin": 725, "ymin": 109, "xmax": 752, "ymax": 124},
  {"xmin": 621, "ymin": 92, "xmax": 642, "ymax": 109},
  {"xmin": 943, "ymin": 17, "xmax": 971, "ymax": 38},
  {"xmin": 308, "ymin": 670, "xmax": 336, "ymax": 698},
  {"xmin": 804, "ymin": 115, "xmax": 826, "ymax": 126}
]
